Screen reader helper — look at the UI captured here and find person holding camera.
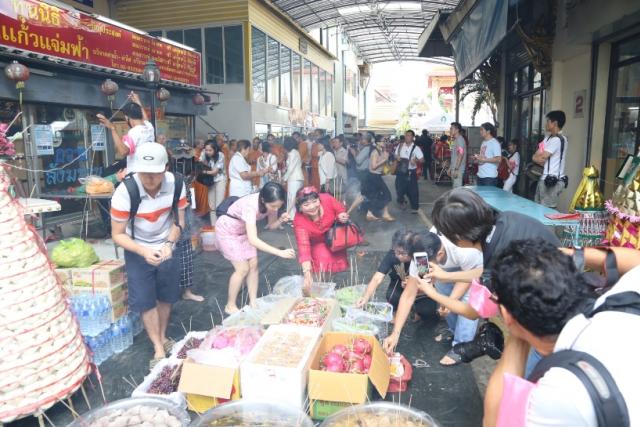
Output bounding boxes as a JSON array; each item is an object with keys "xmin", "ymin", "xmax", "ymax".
[
  {"xmin": 533, "ymin": 110, "xmax": 568, "ymax": 208},
  {"xmin": 483, "ymin": 240, "xmax": 640, "ymax": 427}
]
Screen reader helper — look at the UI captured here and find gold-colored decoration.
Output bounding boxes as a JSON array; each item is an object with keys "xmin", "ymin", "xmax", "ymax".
[{"xmin": 570, "ymin": 166, "xmax": 604, "ymax": 211}]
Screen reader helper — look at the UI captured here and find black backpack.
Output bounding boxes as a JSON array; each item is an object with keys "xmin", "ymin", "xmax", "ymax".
[
  {"xmin": 215, "ymin": 196, "xmax": 241, "ymax": 221},
  {"xmin": 527, "ymin": 290, "xmax": 639, "ymax": 427},
  {"xmin": 122, "ymin": 172, "xmax": 183, "ymax": 240}
]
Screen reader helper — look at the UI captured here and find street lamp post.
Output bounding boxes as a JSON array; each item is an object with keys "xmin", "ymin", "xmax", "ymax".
[{"xmin": 142, "ymin": 59, "xmax": 161, "ymax": 137}]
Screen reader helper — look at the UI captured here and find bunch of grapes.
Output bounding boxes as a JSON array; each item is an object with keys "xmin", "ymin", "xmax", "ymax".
[
  {"xmin": 177, "ymin": 337, "xmax": 204, "ymax": 359},
  {"xmin": 147, "ymin": 365, "xmax": 182, "ymax": 395}
]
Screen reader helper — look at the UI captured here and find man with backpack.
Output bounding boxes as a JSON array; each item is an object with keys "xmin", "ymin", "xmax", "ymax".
[
  {"xmin": 533, "ymin": 110, "xmax": 568, "ymax": 208},
  {"xmin": 394, "ymin": 129, "xmax": 424, "ymax": 213},
  {"xmin": 483, "ymin": 240, "xmax": 640, "ymax": 427},
  {"xmin": 110, "ymin": 143, "xmax": 187, "ymax": 370}
]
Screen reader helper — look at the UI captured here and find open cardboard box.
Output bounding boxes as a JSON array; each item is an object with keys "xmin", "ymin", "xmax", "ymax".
[
  {"xmin": 177, "ymin": 358, "xmax": 241, "ymax": 413},
  {"xmin": 281, "ymin": 297, "xmax": 341, "ymax": 334},
  {"xmin": 240, "ymin": 324, "xmax": 322, "ymax": 409},
  {"xmin": 308, "ymin": 332, "xmax": 390, "ymax": 419}
]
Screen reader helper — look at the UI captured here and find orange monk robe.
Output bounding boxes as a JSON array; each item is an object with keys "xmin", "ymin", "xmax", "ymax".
[
  {"xmin": 310, "ymin": 142, "xmax": 321, "ymax": 190},
  {"xmin": 221, "ymin": 144, "xmax": 231, "ymax": 198},
  {"xmin": 247, "ymin": 148, "xmax": 261, "ymax": 187},
  {"xmin": 298, "ymin": 141, "xmax": 310, "ymax": 186},
  {"xmin": 270, "ymin": 143, "xmax": 286, "ymax": 175},
  {"xmin": 191, "ymin": 153, "xmax": 209, "ymax": 216}
]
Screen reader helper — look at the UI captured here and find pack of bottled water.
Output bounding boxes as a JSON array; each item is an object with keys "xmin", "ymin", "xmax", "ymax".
[
  {"xmin": 70, "ymin": 294, "xmax": 113, "ymax": 337},
  {"xmin": 83, "ymin": 315, "xmax": 134, "ymax": 365}
]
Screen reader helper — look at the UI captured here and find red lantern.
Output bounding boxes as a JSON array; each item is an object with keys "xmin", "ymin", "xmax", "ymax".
[
  {"xmin": 4, "ymin": 60, "xmax": 30, "ymax": 104},
  {"xmin": 192, "ymin": 93, "xmax": 205, "ymax": 105},
  {"xmin": 156, "ymin": 87, "xmax": 170, "ymax": 103}
]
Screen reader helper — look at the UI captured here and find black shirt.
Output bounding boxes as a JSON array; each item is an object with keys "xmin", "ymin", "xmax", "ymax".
[
  {"xmin": 483, "ymin": 211, "xmax": 561, "ymax": 269},
  {"xmin": 377, "ymin": 250, "xmax": 411, "ymax": 285}
]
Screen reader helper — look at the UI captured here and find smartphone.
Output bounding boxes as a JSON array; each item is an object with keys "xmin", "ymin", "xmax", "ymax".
[{"xmin": 413, "ymin": 251, "xmax": 429, "ymax": 278}]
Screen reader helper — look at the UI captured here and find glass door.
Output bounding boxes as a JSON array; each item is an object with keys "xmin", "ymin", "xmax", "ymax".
[{"xmin": 602, "ymin": 35, "xmax": 640, "ymax": 197}]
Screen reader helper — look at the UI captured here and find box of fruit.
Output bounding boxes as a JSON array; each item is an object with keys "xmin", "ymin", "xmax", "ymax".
[
  {"xmin": 240, "ymin": 324, "xmax": 322, "ymax": 409},
  {"xmin": 70, "ymin": 260, "xmax": 126, "ymax": 289},
  {"xmin": 308, "ymin": 332, "xmax": 390, "ymax": 418},
  {"xmin": 282, "ymin": 297, "xmax": 341, "ymax": 334}
]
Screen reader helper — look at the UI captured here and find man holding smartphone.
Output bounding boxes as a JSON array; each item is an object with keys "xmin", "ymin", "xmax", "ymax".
[{"xmin": 383, "ymin": 229, "xmax": 483, "ymax": 366}]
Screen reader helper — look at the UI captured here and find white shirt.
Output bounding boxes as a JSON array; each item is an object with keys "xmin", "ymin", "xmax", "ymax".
[
  {"xmin": 523, "ymin": 266, "xmax": 640, "ymax": 426},
  {"xmin": 334, "ymin": 146, "xmax": 348, "ymax": 182},
  {"xmin": 409, "ymin": 227, "xmax": 483, "ymax": 277},
  {"xmin": 200, "ymin": 151, "xmax": 226, "ymax": 183},
  {"xmin": 508, "ymin": 152, "xmax": 520, "ymax": 176},
  {"xmin": 122, "ymin": 120, "xmax": 155, "ymax": 171},
  {"xmin": 478, "ymin": 138, "xmax": 502, "ymax": 178},
  {"xmin": 228, "ymin": 152, "xmax": 252, "ymax": 197},
  {"xmin": 257, "ymin": 153, "xmax": 277, "ymax": 174},
  {"xmin": 395, "ymin": 142, "xmax": 424, "ymax": 170},
  {"xmin": 283, "ymin": 149, "xmax": 304, "ymax": 182},
  {"xmin": 318, "ymin": 151, "xmax": 337, "ymax": 185},
  {"xmin": 110, "ymin": 172, "xmax": 187, "ymax": 248},
  {"xmin": 540, "ymin": 134, "xmax": 567, "ymax": 179}
]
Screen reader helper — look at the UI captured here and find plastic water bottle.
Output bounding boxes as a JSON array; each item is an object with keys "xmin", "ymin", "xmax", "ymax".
[
  {"xmin": 100, "ymin": 296, "xmax": 111, "ymax": 332},
  {"xmin": 86, "ymin": 336, "xmax": 97, "ymax": 363},
  {"xmin": 123, "ymin": 316, "xmax": 133, "ymax": 347},
  {"xmin": 93, "ymin": 334, "xmax": 103, "ymax": 365},
  {"xmin": 82, "ymin": 298, "xmax": 92, "ymax": 336},
  {"xmin": 111, "ymin": 322, "xmax": 123, "ymax": 353},
  {"xmin": 101, "ymin": 329, "xmax": 112, "ymax": 362}
]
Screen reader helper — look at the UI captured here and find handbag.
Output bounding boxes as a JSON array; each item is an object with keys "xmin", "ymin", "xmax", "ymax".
[
  {"xmin": 325, "ymin": 219, "xmax": 363, "ymax": 252},
  {"xmin": 196, "ymin": 172, "xmax": 214, "ymax": 186}
]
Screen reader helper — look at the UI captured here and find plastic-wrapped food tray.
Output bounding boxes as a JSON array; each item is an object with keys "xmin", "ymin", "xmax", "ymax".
[
  {"xmin": 320, "ymin": 402, "xmax": 440, "ymax": 427},
  {"xmin": 189, "ymin": 399, "xmax": 314, "ymax": 426},
  {"xmin": 68, "ymin": 396, "xmax": 191, "ymax": 427},
  {"xmin": 335, "ymin": 285, "xmax": 367, "ymax": 310},
  {"xmin": 131, "ymin": 359, "xmax": 186, "ymax": 409}
]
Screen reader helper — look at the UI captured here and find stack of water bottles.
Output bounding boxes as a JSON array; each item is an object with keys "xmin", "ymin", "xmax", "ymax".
[{"xmin": 70, "ymin": 294, "xmax": 134, "ymax": 365}]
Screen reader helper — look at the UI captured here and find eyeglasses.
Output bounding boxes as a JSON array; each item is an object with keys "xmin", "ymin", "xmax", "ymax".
[{"xmin": 394, "ymin": 249, "xmax": 409, "ymax": 257}]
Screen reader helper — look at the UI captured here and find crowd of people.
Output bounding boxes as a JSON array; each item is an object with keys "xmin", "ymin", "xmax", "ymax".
[{"xmin": 101, "ymin": 93, "xmax": 637, "ymax": 425}]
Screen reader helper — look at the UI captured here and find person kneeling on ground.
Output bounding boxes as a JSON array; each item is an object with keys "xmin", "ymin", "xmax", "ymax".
[
  {"xmin": 483, "ymin": 240, "xmax": 640, "ymax": 427},
  {"xmin": 110, "ymin": 143, "xmax": 186, "ymax": 370},
  {"xmin": 356, "ymin": 230, "xmax": 431, "ymax": 320},
  {"xmin": 383, "ymin": 230, "xmax": 483, "ymax": 366}
]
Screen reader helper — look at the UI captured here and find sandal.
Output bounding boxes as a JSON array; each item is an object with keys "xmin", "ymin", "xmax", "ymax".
[
  {"xmin": 434, "ymin": 329, "xmax": 454, "ymax": 343},
  {"xmin": 162, "ymin": 338, "xmax": 177, "ymax": 353},
  {"xmin": 439, "ymin": 349, "xmax": 464, "ymax": 367},
  {"xmin": 149, "ymin": 357, "xmax": 163, "ymax": 371}
]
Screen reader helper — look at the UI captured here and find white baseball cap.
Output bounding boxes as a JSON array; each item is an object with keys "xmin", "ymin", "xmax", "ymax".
[{"xmin": 131, "ymin": 142, "xmax": 168, "ymax": 173}]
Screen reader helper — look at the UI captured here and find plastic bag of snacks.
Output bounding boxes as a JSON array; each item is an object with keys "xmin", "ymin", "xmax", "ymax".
[
  {"xmin": 332, "ymin": 315, "xmax": 380, "ymax": 337},
  {"xmin": 190, "ymin": 326, "xmax": 263, "ymax": 365},
  {"xmin": 346, "ymin": 302, "xmax": 394, "ymax": 338},
  {"xmin": 272, "ymin": 275, "xmax": 304, "ymax": 297}
]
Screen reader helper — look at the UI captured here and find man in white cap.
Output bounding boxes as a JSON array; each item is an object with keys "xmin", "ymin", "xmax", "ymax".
[{"xmin": 110, "ymin": 142, "xmax": 187, "ymax": 369}]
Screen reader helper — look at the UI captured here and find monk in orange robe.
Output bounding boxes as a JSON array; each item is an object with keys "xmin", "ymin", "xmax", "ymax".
[{"xmin": 309, "ymin": 141, "xmax": 321, "ymax": 190}]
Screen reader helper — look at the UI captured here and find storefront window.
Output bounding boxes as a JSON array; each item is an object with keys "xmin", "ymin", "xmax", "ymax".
[
  {"xmin": 302, "ymin": 60, "xmax": 312, "ymax": 111},
  {"xmin": 205, "ymin": 27, "xmax": 224, "ymax": 84},
  {"xmin": 280, "ymin": 46, "xmax": 292, "ymax": 108},
  {"xmin": 255, "ymin": 123, "xmax": 269, "ymax": 139},
  {"xmin": 603, "ymin": 34, "xmax": 640, "ymax": 197},
  {"xmin": 319, "ymin": 70, "xmax": 326, "ymax": 116},
  {"xmin": 252, "ymin": 27, "xmax": 266, "ymax": 102},
  {"xmin": 224, "ymin": 26, "xmax": 244, "ymax": 83},
  {"xmin": 267, "ymin": 37, "xmax": 280, "ymax": 105},
  {"xmin": 311, "ymin": 65, "xmax": 319, "ymax": 113},
  {"xmin": 326, "ymin": 74, "xmax": 333, "ymax": 116},
  {"xmin": 157, "ymin": 115, "xmax": 193, "ymax": 150},
  {"xmin": 292, "ymin": 53, "xmax": 302, "ymax": 110}
]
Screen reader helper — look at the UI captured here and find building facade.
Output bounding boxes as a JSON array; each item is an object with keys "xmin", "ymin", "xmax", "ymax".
[{"xmin": 115, "ymin": 0, "xmax": 343, "ymax": 140}]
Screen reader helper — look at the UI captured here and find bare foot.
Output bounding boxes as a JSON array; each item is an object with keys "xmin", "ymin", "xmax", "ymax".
[
  {"xmin": 153, "ymin": 345, "xmax": 166, "ymax": 360},
  {"xmin": 182, "ymin": 289, "xmax": 205, "ymax": 302},
  {"xmin": 224, "ymin": 304, "xmax": 240, "ymax": 315},
  {"xmin": 439, "ymin": 355, "xmax": 458, "ymax": 366}
]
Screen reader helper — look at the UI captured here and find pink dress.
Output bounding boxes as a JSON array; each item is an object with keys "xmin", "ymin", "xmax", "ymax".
[
  {"xmin": 215, "ymin": 193, "xmax": 272, "ymax": 262},
  {"xmin": 293, "ymin": 193, "xmax": 349, "ymax": 273}
]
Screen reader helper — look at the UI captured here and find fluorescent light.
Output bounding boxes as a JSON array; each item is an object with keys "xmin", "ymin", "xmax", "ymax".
[
  {"xmin": 159, "ymin": 37, "xmax": 196, "ymax": 52},
  {"xmin": 381, "ymin": 2, "xmax": 422, "ymax": 12},
  {"xmin": 338, "ymin": 2, "xmax": 421, "ymax": 16},
  {"xmin": 94, "ymin": 15, "xmax": 148, "ymax": 36},
  {"xmin": 338, "ymin": 5, "xmax": 371, "ymax": 16}
]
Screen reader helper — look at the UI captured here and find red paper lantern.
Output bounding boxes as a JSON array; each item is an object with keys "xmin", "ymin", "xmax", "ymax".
[
  {"xmin": 156, "ymin": 87, "xmax": 170, "ymax": 103},
  {"xmin": 193, "ymin": 93, "xmax": 205, "ymax": 105},
  {"xmin": 4, "ymin": 61, "xmax": 29, "ymax": 104}
]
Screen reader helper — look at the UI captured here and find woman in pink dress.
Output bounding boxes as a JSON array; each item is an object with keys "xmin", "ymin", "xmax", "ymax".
[
  {"xmin": 215, "ymin": 182, "xmax": 295, "ymax": 314},
  {"xmin": 293, "ymin": 186, "xmax": 350, "ymax": 292}
]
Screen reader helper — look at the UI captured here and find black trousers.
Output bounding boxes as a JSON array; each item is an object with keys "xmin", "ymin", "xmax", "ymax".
[
  {"xmin": 395, "ymin": 170, "xmax": 419, "ymax": 210},
  {"xmin": 364, "ymin": 172, "xmax": 392, "ymax": 217},
  {"xmin": 386, "ymin": 280, "xmax": 436, "ymax": 319}
]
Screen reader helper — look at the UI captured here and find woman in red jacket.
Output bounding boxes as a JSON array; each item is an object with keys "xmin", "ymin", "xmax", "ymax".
[{"xmin": 293, "ymin": 186, "xmax": 350, "ymax": 291}]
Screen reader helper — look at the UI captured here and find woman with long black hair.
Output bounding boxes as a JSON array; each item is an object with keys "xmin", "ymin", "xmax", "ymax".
[
  {"xmin": 200, "ymin": 140, "xmax": 226, "ymax": 224},
  {"xmin": 365, "ymin": 139, "xmax": 394, "ymax": 221}
]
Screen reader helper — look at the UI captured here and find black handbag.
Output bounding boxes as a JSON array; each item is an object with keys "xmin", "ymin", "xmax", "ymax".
[{"xmin": 196, "ymin": 172, "xmax": 214, "ymax": 186}]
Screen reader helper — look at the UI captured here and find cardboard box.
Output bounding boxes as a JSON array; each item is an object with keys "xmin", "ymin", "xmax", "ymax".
[
  {"xmin": 308, "ymin": 332, "xmax": 390, "ymax": 407},
  {"xmin": 110, "ymin": 298, "xmax": 128, "ymax": 322},
  {"xmin": 55, "ymin": 268, "xmax": 73, "ymax": 287},
  {"xmin": 66, "ymin": 281, "xmax": 127, "ymax": 305},
  {"xmin": 241, "ymin": 324, "xmax": 322, "ymax": 409},
  {"xmin": 178, "ymin": 358, "xmax": 241, "ymax": 413},
  {"xmin": 71, "ymin": 260, "xmax": 125, "ymax": 289}
]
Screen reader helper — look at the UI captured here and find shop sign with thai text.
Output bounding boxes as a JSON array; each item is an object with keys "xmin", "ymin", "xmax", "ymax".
[{"xmin": 0, "ymin": 0, "xmax": 201, "ymax": 86}]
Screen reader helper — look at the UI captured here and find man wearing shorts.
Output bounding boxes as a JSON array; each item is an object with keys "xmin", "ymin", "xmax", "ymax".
[{"xmin": 110, "ymin": 143, "xmax": 187, "ymax": 369}]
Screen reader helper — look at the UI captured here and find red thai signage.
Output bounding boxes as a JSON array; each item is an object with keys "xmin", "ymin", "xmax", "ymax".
[{"xmin": 0, "ymin": 0, "xmax": 201, "ymax": 86}]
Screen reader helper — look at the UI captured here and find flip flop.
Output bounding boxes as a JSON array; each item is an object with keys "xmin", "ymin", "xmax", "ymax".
[
  {"xmin": 439, "ymin": 349, "xmax": 463, "ymax": 367},
  {"xmin": 163, "ymin": 338, "xmax": 177, "ymax": 353},
  {"xmin": 149, "ymin": 357, "xmax": 163, "ymax": 371}
]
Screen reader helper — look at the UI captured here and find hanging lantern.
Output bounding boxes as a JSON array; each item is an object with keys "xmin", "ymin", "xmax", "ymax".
[
  {"xmin": 4, "ymin": 60, "xmax": 30, "ymax": 104},
  {"xmin": 100, "ymin": 78, "xmax": 119, "ymax": 109},
  {"xmin": 192, "ymin": 93, "xmax": 205, "ymax": 105},
  {"xmin": 156, "ymin": 87, "xmax": 170, "ymax": 108}
]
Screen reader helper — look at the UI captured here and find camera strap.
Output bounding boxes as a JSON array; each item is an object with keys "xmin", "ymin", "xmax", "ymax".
[{"xmin": 545, "ymin": 135, "xmax": 565, "ymax": 177}]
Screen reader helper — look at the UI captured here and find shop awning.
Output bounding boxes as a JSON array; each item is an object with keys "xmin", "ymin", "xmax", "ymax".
[
  {"xmin": 441, "ymin": 0, "xmax": 509, "ymax": 80},
  {"xmin": 417, "ymin": 10, "xmax": 453, "ymax": 58}
]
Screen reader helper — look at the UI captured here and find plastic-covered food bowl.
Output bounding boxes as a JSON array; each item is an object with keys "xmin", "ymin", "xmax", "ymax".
[
  {"xmin": 68, "ymin": 396, "xmax": 190, "ymax": 426},
  {"xmin": 319, "ymin": 402, "xmax": 440, "ymax": 427},
  {"xmin": 189, "ymin": 400, "xmax": 314, "ymax": 427}
]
